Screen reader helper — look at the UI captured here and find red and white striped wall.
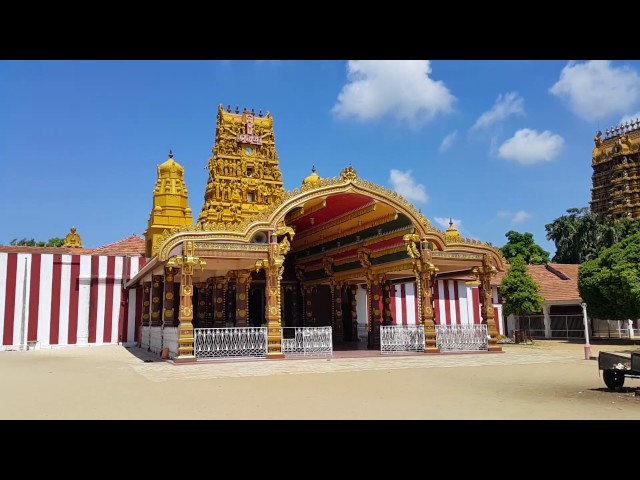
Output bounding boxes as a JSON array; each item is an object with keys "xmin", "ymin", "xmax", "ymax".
[
  {"xmin": 387, "ymin": 280, "xmax": 504, "ymax": 334},
  {"xmin": 0, "ymin": 252, "xmax": 147, "ymax": 350}
]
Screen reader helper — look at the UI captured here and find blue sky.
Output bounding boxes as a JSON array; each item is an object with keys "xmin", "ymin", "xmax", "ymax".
[{"xmin": 2, "ymin": 60, "xmax": 640, "ymax": 256}]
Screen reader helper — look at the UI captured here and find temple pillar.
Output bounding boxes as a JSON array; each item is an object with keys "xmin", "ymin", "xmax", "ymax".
[
  {"xmin": 141, "ymin": 281, "xmax": 151, "ymax": 328},
  {"xmin": 213, "ymin": 276, "xmax": 227, "ymax": 328},
  {"xmin": 349, "ymin": 284, "xmax": 358, "ymax": 341},
  {"xmin": 150, "ymin": 275, "xmax": 164, "ymax": 327},
  {"xmin": 163, "ymin": 267, "xmax": 177, "ymax": 328},
  {"xmin": 206, "ymin": 277, "xmax": 215, "ymax": 327},
  {"xmin": 331, "ymin": 280, "xmax": 343, "ymax": 342},
  {"xmin": 235, "ymin": 271, "xmax": 251, "ymax": 327},
  {"xmin": 417, "ymin": 262, "xmax": 438, "ymax": 353},
  {"xmin": 265, "ymin": 264, "xmax": 284, "ymax": 358},
  {"xmin": 170, "ymin": 240, "xmax": 206, "ymax": 363},
  {"xmin": 367, "ymin": 273, "xmax": 384, "ymax": 349},
  {"xmin": 195, "ymin": 282, "xmax": 208, "ymax": 327},
  {"xmin": 303, "ymin": 286, "xmax": 314, "ymax": 326},
  {"xmin": 382, "ymin": 280, "xmax": 392, "ymax": 324},
  {"xmin": 476, "ymin": 254, "xmax": 501, "ymax": 352}
]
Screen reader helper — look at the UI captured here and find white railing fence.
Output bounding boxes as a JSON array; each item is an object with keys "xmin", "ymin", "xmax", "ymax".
[
  {"xmin": 436, "ymin": 324, "xmax": 488, "ymax": 352},
  {"xmin": 592, "ymin": 318, "xmax": 639, "ymax": 339},
  {"xmin": 380, "ymin": 325, "xmax": 425, "ymax": 354},
  {"xmin": 281, "ymin": 327, "xmax": 333, "ymax": 356},
  {"xmin": 140, "ymin": 326, "xmax": 151, "ymax": 351},
  {"xmin": 194, "ymin": 327, "xmax": 268, "ymax": 359}
]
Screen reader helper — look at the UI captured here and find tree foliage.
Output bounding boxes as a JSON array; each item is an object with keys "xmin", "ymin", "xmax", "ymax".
[
  {"xmin": 500, "ymin": 256, "xmax": 545, "ymax": 316},
  {"xmin": 545, "ymin": 207, "xmax": 640, "ymax": 263},
  {"xmin": 578, "ymin": 232, "xmax": 640, "ymax": 320},
  {"xmin": 10, "ymin": 237, "xmax": 65, "ymax": 247},
  {"xmin": 500, "ymin": 230, "xmax": 550, "ymax": 265}
]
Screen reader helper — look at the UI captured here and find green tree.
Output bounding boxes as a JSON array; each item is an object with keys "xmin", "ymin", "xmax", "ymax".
[
  {"xmin": 545, "ymin": 207, "xmax": 640, "ymax": 263},
  {"xmin": 500, "ymin": 256, "xmax": 545, "ymax": 316},
  {"xmin": 578, "ymin": 231, "xmax": 640, "ymax": 320},
  {"xmin": 9, "ymin": 237, "xmax": 66, "ymax": 247},
  {"xmin": 500, "ymin": 230, "xmax": 550, "ymax": 265}
]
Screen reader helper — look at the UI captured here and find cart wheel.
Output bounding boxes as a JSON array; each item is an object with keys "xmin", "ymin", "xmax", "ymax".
[{"xmin": 603, "ymin": 370, "xmax": 626, "ymax": 390}]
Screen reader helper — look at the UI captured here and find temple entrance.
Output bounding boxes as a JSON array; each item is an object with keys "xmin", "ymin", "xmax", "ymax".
[{"xmin": 249, "ymin": 284, "xmax": 265, "ymax": 327}]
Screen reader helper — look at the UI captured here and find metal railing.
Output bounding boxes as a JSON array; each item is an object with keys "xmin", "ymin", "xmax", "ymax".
[
  {"xmin": 194, "ymin": 327, "xmax": 268, "ymax": 359},
  {"xmin": 514, "ymin": 315, "xmax": 546, "ymax": 338},
  {"xmin": 592, "ymin": 319, "xmax": 638, "ymax": 339},
  {"xmin": 380, "ymin": 325, "xmax": 425, "ymax": 354},
  {"xmin": 281, "ymin": 327, "xmax": 333, "ymax": 356},
  {"xmin": 435, "ymin": 324, "xmax": 488, "ymax": 352},
  {"xmin": 549, "ymin": 315, "xmax": 585, "ymax": 338},
  {"xmin": 140, "ymin": 326, "xmax": 151, "ymax": 351}
]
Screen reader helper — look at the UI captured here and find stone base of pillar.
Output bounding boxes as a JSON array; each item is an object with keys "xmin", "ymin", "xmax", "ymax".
[
  {"xmin": 174, "ymin": 356, "xmax": 196, "ymax": 363},
  {"xmin": 488, "ymin": 345, "xmax": 503, "ymax": 352},
  {"xmin": 266, "ymin": 352, "xmax": 285, "ymax": 359},
  {"xmin": 425, "ymin": 347, "xmax": 440, "ymax": 354}
]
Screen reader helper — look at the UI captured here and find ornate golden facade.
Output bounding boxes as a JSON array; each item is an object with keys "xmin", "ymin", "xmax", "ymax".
[
  {"xmin": 590, "ymin": 120, "xmax": 640, "ymax": 219},
  {"xmin": 63, "ymin": 227, "xmax": 82, "ymax": 248},
  {"xmin": 129, "ymin": 103, "xmax": 508, "ymax": 361}
]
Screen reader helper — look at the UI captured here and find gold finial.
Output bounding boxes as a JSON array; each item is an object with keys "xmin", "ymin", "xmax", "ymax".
[
  {"xmin": 64, "ymin": 226, "xmax": 83, "ymax": 248},
  {"xmin": 169, "ymin": 149, "xmax": 173, "ymax": 159},
  {"xmin": 303, "ymin": 165, "xmax": 321, "ymax": 186},
  {"xmin": 445, "ymin": 218, "xmax": 461, "ymax": 242},
  {"xmin": 235, "ymin": 105, "xmax": 240, "ymax": 114}
]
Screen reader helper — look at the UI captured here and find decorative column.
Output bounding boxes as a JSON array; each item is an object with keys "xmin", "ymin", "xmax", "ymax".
[
  {"xmin": 367, "ymin": 272, "xmax": 384, "ymax": 349},
  {"xmin": 141, "ymin": 281, "xmax": 151, "ymax": 328},
  {"xmin": 330, "ymin": 280, "xmax": 343, "ymax": 342},
  {"xmin": 167, "ymin": 240, "xmax": 206, "ymax": 362},
  {"xmin": 163, "ymin": 267, "xmax": 177, "ymax": 328},
  {"xmin": 235, "ymin": 271, "xmax": 251, "ymax": 327},
  {"xmin": 150, "ymin": 275, "xmax": 164, "ymax": 327},
  {"xmin": 542, "ymin": 305, "xmax": 551, "ymax": 339},
  {"xmin": 195, "ymin": 282, "xmax": 208, "ymax": 327},
  {"xmin": 213, "ymin": 276, "xmax": 227, "ymax": 328},
  {"xmin": 474, "ymin": 254, "xmax": 501, "ymax": 352},
  {"xmin": 382, "ymin": 280, "xmax": 392, "ymax": 324},
  {"xmin": 206, "ymin": 277, "xmax": 215, "ymax": 327},
  {"xmin": 349, "ymin": 284, "xmax": 358, "ymax": 341},
  {"xmin": 303, "ymin": 286, "xmax": 314, "ymax": 326}
]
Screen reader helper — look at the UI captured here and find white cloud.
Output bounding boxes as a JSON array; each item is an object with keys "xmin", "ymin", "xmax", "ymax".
[
  {"xmin": 332, "ymin": 60, "xmax": 456, "ymax": 124},
  {"xmin": 496, "ymin": 210, "xmax": 532, "ymax": 224},
  {"xmin": 389, "ymin": 169, "xmax": 429, "ymax": 203},
  {"xmin": 439, "ymin": 131, "xmax": 457, "ymax": 153},
  {"xmin": 471, "ymin": 92, "xmax": 525, "ymax": 131},
  {"xmin": 498, "ymin": 128, "xmax": 564, "ymax": 165},
  {"xmin": 620, "ymin": 111, "xmax": 640, "ymax": 125},
  {"xmin": 434, "ymin": 217, "xmax": 462, "ymax": 230},
  {"xmin": 550, "ymin": 60, "xmax": 640, "ymax": 120}
]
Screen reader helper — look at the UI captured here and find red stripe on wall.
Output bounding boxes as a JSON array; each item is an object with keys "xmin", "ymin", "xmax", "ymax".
[
  {"xmin": 414, "ymin": 282, "xmax": 419, "ymax": 325},
  {"xmin": 472, "ymin": 287, "xmax": 480, "ymax": 324},
  {"xmin": 433, "ymin": 280, "xmax": 441, "ymax": 325},
  {"xmin": 68, "ymin": 256, "xmax": 80, "ymax": 344},
  {"xmin": 400, "ymin": 283, "xmax": 407, "ymax": 326},
  {"xmin": 121, "ymin": 258, "xmax": 131, "ymax": 343},
  {"xmin": 88, "ymin": 256, "xmax": 99, "ymax": 343},
  {"xmin": 443, "ymin": 280, "xmax": 451, "ymax": 325},
  {"xmin": 453, "ymin": 280, "xmax": 461, "ymax": 326},
  {"xmin": 27, "ymin": 254, "xmax": 41, "ymax": 342},
  {"xmin": 49, "ymin": 254, "xmax": 63, "ymax": 345},
  {"xmin": 3, "ymin": 254, "xmax": 18, "ymax": 345},
  {"xmin": 103, "ymin": 256, "xmax": 115, "ymax": 343}
]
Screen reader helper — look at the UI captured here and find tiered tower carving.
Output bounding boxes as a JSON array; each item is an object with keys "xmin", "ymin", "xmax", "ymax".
[
  {"xmin": 144, "ymin": 151, "xmax": 194, "ymax": 257},
  {"xmin": 197, "ymin": 104, "xmax": 285, "ymax": 225},
  {"xmin": 591, "ymin": 119, "xmax": 640, "ymax": 220}
]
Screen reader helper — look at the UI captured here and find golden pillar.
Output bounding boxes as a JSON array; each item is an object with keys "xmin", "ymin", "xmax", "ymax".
[
  {"xmin": 206, "ymin": 277, "xmax": 215, "ymax": 327},
  {"xmin": 382, "ymin": 280, "xmax": 392, "ymax": 323},
  {"xmin": 150, "ymin": 275, "xmax": 164, "ymax": 327},
  {"xmin": 235, "ymin": 271, "xmax": 251, "ymax": 327},
  {"xmin": 141, "ymin": 281, "xmax": 151, "ymax": 327},
  {"xmin": 167, "ymin": 240, "xmax": 206, "ymax": 362},
  {"xmin": 213, "ymin": 276, "xmax": 227, "ymax": 328},
  {"xmin": 474, "ymin": 255, "xmax": 501, "ymax": 352},
  {"xmin": 163, "ymin": 267, "xmax": 177, "ymax": 327},
  {"xmin": 331, "ymin": 280, "xmax": 343, "ymax": 342}
]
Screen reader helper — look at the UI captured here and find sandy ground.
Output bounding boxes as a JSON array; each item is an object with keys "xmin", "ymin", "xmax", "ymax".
[{"xmin": 1, "ymin": 339, "xmax": 639, "ymax": 420}]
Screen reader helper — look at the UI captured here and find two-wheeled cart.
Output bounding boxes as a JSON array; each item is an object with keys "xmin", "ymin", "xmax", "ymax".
[{"xmin": 598, "ymin": 351, "xmax": 640, "ymax": 390}]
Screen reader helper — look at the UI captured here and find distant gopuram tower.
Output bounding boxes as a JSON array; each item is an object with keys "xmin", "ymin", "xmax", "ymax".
[
  {"xmin": 197, "ymin": 104, "xmax": 285, "ymax": 226},
  {"xmin": 591, "ymin": 119, "xmax": 640, "ymax": 219}
]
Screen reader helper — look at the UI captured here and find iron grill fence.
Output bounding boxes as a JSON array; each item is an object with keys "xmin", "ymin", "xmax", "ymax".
[
  {"xmin": 281, "ymin": 327, "xmax": 333, "ymax": 356},
  {"xmin": 380, "ymin": 325, "xmax": 425, "ymax": 354},
  {"xmin": 435, "ymin": 324, "xmax": 488, "ymax": 352},
  {"xmin": 194, "ymin": 327, "xmax": 268, "ymax": 359}
]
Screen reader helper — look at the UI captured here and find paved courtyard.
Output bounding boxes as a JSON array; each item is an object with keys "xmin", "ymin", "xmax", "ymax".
[{"xmin": 1, "ymin": 340, "xmax": 638, "ymax": 419}]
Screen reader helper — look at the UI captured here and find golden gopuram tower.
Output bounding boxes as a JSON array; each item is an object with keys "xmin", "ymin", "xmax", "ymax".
[
  {"xmin": 197, "ymin": 104, "xmax": 285, "ymax": 225},
  {"xmin": 591, "ymin": 118, "xmax": 640, "ymax": 219}
]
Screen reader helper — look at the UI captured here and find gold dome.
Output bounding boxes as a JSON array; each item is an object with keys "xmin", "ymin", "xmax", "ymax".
[
  {"xmin": 445, "ymin": 218, "xmax": 461, "ymax": 241},
  {"xmin": 158, "ymin": 150, "xmax": 184, "ymax": 176},
  {"xmin": 303, "ymin": 165, "xmax": 322, "ymax": 186}
]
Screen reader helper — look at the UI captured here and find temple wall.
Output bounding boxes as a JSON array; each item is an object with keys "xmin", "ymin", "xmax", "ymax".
[{"xmin": 0, "ymin": 252, "xmax": 147, "ymax": 350}]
